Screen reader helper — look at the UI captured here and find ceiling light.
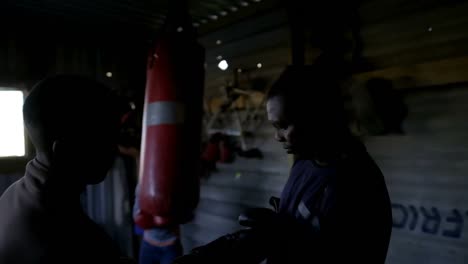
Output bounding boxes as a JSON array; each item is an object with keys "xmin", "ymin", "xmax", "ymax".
[
  {"xmin": 210, "ymin": 15, "xmax": 218, "ymax": 20},
  {"xmin": 240, "ymin": 1, "xmax": 249, "ymax": 7},
  {"xmin": 230, "ymin": 6, "xmax": 239, "ymax": 12},
  {"xmin": 218, "ymin": 60, "xmax": 229, "ymax": 71},
  {"xmin": 220, "ymin": 11, "xmax": 228, "ymax": 16},
  {"xmin": 106, "ymin": 72, "xmax": 113, "ymax": 78},
  {"xmin": 216, "ymin": 40, "xmax": 222, "ymax": 45},
  {"xmin": 216, "ymin": 55, "xmax": 223, "ymax": 60},
  {"xmin": 257, "ymin": 63, "xmax": 262, "ymax": 68}
]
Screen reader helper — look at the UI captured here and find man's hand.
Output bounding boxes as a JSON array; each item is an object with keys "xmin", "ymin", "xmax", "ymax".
[
  {"xmin": 238, "ymin": 196, "xmax": 282, "ymax": 230},
  {"xmin": 172, "ymin": 230, "xmax": 267, "ymax": 264},
  {"xmin": 238, "ymin": 207, "xmax": 279, "ymax": 229}
]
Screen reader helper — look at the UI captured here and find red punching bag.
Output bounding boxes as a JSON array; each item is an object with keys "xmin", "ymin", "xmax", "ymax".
[{"xmin": 136, "ymin": 2, "xmax": 204, "ymax": 228}]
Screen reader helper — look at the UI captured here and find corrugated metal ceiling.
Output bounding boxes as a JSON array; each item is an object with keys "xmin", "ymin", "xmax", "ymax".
[{"xmin": 6, "ymin": 0, "xmax": 281, "ymax": 34}]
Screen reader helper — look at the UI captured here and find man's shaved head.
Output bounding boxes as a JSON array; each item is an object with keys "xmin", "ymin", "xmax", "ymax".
[
  {"xmin": 24, "ymin": 75, "xmax": 119, "ymax": 151},
  {"xmin": 23, "ymin": 75, "xmax": 121, "ymax": 185},
  {"xmin": 266, "ymin": 65, "xmax": 349, "ymax": 158}
]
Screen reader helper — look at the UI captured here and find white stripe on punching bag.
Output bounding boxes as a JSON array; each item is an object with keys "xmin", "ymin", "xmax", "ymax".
[{"xmin": 146, "ymin": 101, "xmax": 185, "ymax": 126}]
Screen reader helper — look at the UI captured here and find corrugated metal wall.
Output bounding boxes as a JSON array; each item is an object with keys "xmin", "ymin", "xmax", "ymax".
[
  {"xmin": 0, "ymin": 33, "xmax": 146, "ymax": 96},
  {"xmin": 367, "ymin": 86, "xmax": 468, "ymax": 264},
  {"xmin": 81, "ymin": 155, "xmax": 136, "ymax": 258}
]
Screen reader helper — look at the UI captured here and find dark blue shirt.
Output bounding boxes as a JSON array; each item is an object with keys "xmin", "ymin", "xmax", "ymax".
[
  {"xmin": 280, "ymin": 160, "xmax": 335, "ymax": 231},
  {"xmin": 274, "ymin": 143, "xmax": 392, "ymax": 264}
]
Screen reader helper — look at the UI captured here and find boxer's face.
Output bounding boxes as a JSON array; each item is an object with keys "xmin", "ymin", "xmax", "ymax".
[
  {"xmin": 51, "ymin": 112, "xmax": 119, "ymax": 186},
  {"xmin": 267, "ymin": 96, "xmax": 298, "ymax": 154}
]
